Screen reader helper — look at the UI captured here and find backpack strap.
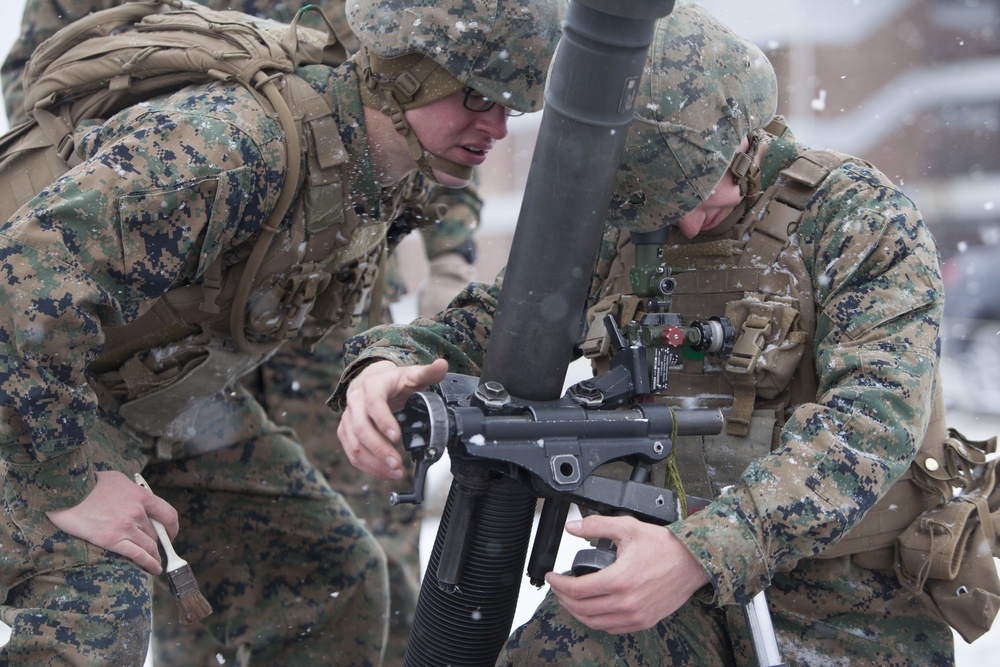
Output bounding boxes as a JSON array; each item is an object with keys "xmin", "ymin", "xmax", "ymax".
[
  {"xmin": 227, "ymin": 70, "xmax": 302, "ymax": 354},
  {"xmin": 280, "ymin": 3, "xmax": 349, "ymax": 68}
]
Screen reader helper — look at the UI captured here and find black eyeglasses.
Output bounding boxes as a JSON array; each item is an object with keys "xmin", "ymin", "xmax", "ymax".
[{"xmin": 462, "ymin": 87, "xmax": 524, "ymax": 117}]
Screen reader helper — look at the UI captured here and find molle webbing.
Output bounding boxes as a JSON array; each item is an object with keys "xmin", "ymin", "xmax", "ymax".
[
  {"xmin": 718, "ymin": 149, "xmax": 861, "ymax": 435},
  {"xmin": 737, "ymin": 150, "xmax": 831, "ymax": 270}
]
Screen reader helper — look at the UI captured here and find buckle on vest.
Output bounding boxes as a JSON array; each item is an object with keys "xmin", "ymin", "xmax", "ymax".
[
  {"xmin": 725, "ymin": 313, "xmax": 772, "ymax": 375},
  {"xmin": 323, "ymin": 253, "xmax": 381, "ymax": 329},
  {"xmin": 279, "ymin": 268, "xmax": 332, "ymax": 337},
  {"xmin": 246, "ymin": 265, "xmax": 332, "ymax": 342},
  {"xmin": 728, "ymin": 129, "xmax": 765, "ymax": 198}
]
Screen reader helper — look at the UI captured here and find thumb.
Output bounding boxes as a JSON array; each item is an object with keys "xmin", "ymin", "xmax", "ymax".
[
  {"xmin": 402, "ymin": 358, "xmax": 448, "ymax": 390},
  {"xmin": 564, "ymin": 514, "xmax": 630, "ymax": 543}
]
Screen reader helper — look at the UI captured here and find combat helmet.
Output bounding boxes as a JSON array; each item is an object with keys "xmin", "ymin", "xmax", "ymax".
[
  {"xmin": 348, "ymin": 0, "xmax": 563, "ymax": 183},
  {"xmin": 609, "ymin": 1, "xmax": 778, "ymax": 234}
]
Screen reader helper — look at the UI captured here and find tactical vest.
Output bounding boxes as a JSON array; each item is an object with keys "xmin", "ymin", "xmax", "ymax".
[
  {"xmin": 0, "ymin": 0, "xmax": 416, "ymax": 442},
  {"xmin": 583, "ymin": 146, "xmax": 843, "ymax": 499},
  {"xmin": 582, "ymin": 140, "xmax": 1000, "ymax": 641}
]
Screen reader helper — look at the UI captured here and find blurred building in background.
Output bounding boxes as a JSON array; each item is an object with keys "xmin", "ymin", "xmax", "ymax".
[{"xmin": 749, "ymin": 0, "xmax": 998, "ymax": 258}]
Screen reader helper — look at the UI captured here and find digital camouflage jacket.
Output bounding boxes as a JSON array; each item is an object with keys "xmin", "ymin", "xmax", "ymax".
[
  {"xmin": 0, "ymin": 59, "xmax": 396, "ymax": 514},
  {"xmin": 336, "ymin": 126, "xmax": 945, "ymax": 608}
]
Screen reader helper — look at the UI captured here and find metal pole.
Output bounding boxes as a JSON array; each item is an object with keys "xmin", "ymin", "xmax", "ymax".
[{"xmin": 743, "ymin": 590, "xmax": 788, "ymax": 667}]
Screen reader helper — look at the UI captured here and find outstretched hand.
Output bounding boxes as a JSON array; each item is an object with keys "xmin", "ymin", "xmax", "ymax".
[
  {"xmin": 545, "ymin": 515, "xmax": 711, "ymax": 634},
  {"xmin": 337, "ymin": 358, "xmax": 449, "ymax": 479},
  {"xmin": 45, "ymin": 470, "xmax": 179, "ymax": 575}
]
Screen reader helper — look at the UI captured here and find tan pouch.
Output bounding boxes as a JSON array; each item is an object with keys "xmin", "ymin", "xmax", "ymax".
[
  {"xmin": 723, "ymin": 294, "xmax": 806, "ymax": 400},
  {"xmin": 98, "ymin": 335, "xmax": 267, "ymax": 443},
  {"xmin": 923, "ymin": 520, "xmax": 1000, "ymax": 643},
  {"xmin": 899, "ymin": 499, "xmax": 979, "ymax": 582},
  {"xmin": 722, "ymin": 294, "xmax": 805, "ymax": 436},
  {"xmin": 897, "ymin": 444, "xmax": 1000, "ymax": 643}
]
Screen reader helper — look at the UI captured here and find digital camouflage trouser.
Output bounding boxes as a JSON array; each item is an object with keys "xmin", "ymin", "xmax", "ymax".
[
  {"xmin": 499, "ymin": 555, "xmax": 955, "ymax": 667},
  {"xmin": 0, "ymin": 392, "xmax": 389, "ymax": 666},
  {"xmin": 146, "ymin": 318, "xmax": 417, "ymax": 667},
  {"xmin": 248, "ymin": 324, "xmax": 421, "ymax": 667}
]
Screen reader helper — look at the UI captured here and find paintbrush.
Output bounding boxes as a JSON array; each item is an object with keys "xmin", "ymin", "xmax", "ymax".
[{"xmin": 134, "ymin": 473, "xmax": 213, "ymax": 624}]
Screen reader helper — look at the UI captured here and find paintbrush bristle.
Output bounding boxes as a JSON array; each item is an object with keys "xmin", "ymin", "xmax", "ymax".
[
  {"xmin": 177, "ymin": 590, "xmax": 213, "ymax": 624},
  {"xmin": 167, "ymin": 563, "xmax": 214, "ymax": 624}
]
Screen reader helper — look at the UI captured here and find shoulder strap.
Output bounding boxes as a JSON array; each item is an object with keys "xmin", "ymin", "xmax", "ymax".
[{"xmin": 739, "ymin": 148, "xmax": 856, "ymax": 270}]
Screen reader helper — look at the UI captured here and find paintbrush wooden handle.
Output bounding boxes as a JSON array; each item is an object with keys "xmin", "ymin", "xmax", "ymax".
[
  {"xmin": 133, "ymin": 473, "xmax": 214, "ymax": 624},
  {"xmin": 134, "ymin": 473, "xmax": 188, "ymax": 572}
]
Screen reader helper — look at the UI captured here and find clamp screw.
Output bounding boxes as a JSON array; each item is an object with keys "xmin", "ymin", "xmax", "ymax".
[
  {"xmin": 475, "ymin": 380, "xmax": 511, "ymax": 407},
  {"xmin": 568, "ymin": 379, "xmax": 603, "ymax": 407}
]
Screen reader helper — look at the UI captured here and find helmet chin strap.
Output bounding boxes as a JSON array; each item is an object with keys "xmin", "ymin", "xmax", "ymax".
[
  {"xmin": 358, "ymin": 48, "xmax": 474, "ymax": 184},
  {"xmin": 701, "ymin": 129, "xmax": 769, "ymax": 238},
  {"xmin": 423, "ymin": 151, "xmax": 474, "ymax": 182},
  {"xmin": 401, "ymin": 126, "xmax": 474, "ymax": 182}
]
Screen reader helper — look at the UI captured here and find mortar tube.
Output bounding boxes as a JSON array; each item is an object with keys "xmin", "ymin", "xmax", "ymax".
[
  {"xmin": 403, "ymin": 2, "xmax": 676, "ymax": 665},
  {"xmin": 481, "ymin": 0, "xmax": 674, "ymax": 397}
]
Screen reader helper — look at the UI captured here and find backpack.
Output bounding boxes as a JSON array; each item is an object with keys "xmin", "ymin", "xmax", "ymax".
[{"xmin": 0, "ymin": 0, "xmax": 349, "ymax": 352}]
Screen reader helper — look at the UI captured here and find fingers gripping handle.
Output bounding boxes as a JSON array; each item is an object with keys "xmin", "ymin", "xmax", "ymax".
[{"xmin": 134, "ymin": 473, "xmax": 187, "ymax": 573}]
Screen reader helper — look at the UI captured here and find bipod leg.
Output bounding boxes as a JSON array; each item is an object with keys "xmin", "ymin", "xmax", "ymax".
[{"xmin": 742, "ymin": 590, "xmax": 787, "ymax": 667}]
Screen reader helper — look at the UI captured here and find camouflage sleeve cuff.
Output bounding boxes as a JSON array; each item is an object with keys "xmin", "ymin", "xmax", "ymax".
[
  {"xmin": 327, "ymin": 350, "xmax": 416, "ymax": 412},
  {"xmin": 3, "ymin": 444, "xmax": 96, "ymax": 512},
  {"xmin": 668, "ymin": 493, "xmax": 771, "ymax": 607}
]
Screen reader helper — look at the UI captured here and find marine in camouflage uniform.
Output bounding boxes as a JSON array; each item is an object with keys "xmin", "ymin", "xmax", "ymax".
[
  {"xmin": 333, "ymin": 3, "xmax": 957, "ymax": 665},
  {"xmin": 1, "ymin": 2, "xmax": 483, "ymax": 665},
  {"xmin": 0, "ymin": 0, "xmax": 562, "ymax": 664}
]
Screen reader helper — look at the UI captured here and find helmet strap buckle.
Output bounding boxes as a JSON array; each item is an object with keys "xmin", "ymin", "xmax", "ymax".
[
  {"xmin": 729, "ymin": 129, "xmax": 766, "ymax": 198},
  {"xmin": 390, "ymin": 71, "xmax": 421, "ymax": 104},
  {"xmin": 358, "ymin": 48, "xmax": 471, "ymax": 185}
]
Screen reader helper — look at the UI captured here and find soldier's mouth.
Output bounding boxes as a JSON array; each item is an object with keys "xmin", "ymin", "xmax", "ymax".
[{"xmin": 460, "ymin": 145, "xmax": 490, "ymax": 165}]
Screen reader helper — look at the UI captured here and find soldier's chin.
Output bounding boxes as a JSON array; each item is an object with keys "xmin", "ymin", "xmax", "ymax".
[{"xmin": 431, "ymin": 167, "xmax": 471, "ymax": 189}]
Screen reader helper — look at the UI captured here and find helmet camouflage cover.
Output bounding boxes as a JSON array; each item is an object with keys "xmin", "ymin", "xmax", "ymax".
[
  {"xmin": 609, "ymin": 0, "xmax": 778, "ymax": 233},
  {"xmin": 347, "ymin": 0, "xmax": 563, "ymax": 113}
]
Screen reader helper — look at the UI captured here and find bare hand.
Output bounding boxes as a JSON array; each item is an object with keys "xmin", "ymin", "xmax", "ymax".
[
  {"xmin": 337, "ymin": 358, "xmax": 449, "ymax": 479},
  {"xmin": 45, "ymin": 470, "xmax": 179, "ymax": 575},
  {"xmin": 545, "ymin": 515, "xmax": 710, "ymax": 634}
]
